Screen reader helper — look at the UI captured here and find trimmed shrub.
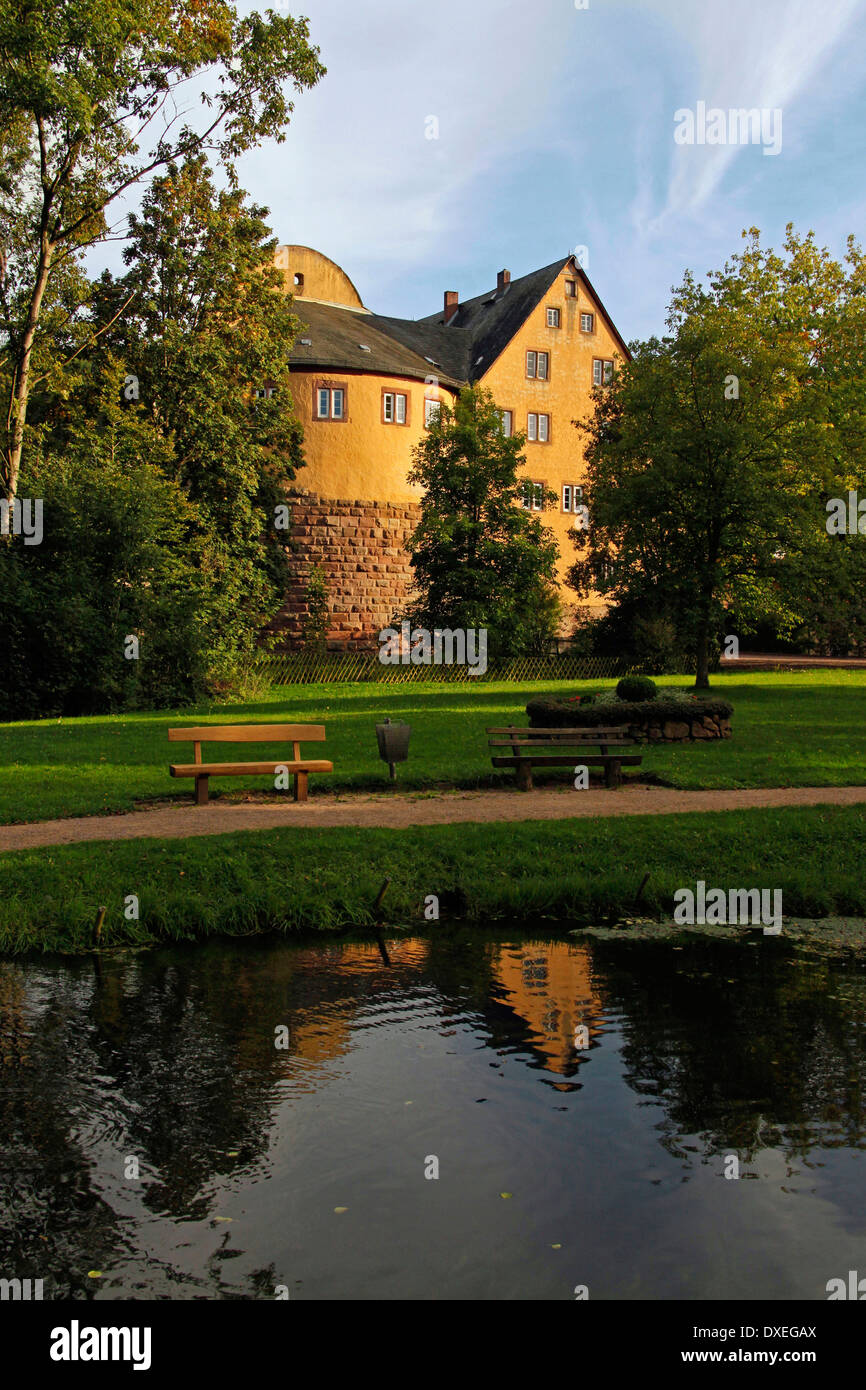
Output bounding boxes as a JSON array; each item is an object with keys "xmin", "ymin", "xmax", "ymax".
[
  {"xmin": 526, "ymin": 693, "xmax": 733, "ymax": 728},
  {"xmin": 616, "ymin": 675, "xmax": 658, "ymax": 702}
]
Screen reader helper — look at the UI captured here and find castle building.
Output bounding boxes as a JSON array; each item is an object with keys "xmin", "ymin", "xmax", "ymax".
[{"xmin": 274, "ymin": 245, "xmax": 628, "ymax": 649}]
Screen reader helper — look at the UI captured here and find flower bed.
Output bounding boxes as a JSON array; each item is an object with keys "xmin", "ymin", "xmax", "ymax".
[{"xmin": 526, "ymin": 689, "xmax": 733, "ymax": 742}]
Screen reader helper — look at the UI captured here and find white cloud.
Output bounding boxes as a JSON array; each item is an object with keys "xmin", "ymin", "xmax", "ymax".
[{"xmin": 645, "ymin": 0, "xmax": 862, "ymax": 224}]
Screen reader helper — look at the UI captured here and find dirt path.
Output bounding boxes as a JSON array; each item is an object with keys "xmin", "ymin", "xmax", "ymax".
[{"xmin": 1, "ymin": 783, "xmax": 864, "ymax": 853}]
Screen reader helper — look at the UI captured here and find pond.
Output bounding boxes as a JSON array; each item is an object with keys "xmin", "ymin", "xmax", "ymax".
[{"xmin": 1, "ymin": 932, "xmax": 864, "ymax": 1300}]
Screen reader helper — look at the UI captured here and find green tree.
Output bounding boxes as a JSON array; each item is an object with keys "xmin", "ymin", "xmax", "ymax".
[
  {"xmin": 569, "ymin": 227, "xmax": 866, "ymax": 687},
  {"xmin": 301, "ymin": 562, "xmax": 330, "ymax": 655},
  {"xmin": 406, "ymin": 386, "xmax": 559, "ymax": 657},
  {"xmin": 0, "ymin": 0, "xmax": 324, "ymax": 506},
  {"xmin": 10, "ymin": 154, "xmax": 308, "ymax": 710},
  {"xmin": 73, "ymin": 152, "xmax": 306, "ymax": 629}
]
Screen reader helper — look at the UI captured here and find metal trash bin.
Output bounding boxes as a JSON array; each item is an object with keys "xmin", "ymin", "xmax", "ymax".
[{"xmin": 376, "ymin": 717, "xmax": 411, "ymax": 781}]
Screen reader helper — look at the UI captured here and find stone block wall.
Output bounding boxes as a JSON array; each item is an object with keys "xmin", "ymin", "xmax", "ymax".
[
  {"xmin": 628, "ymin": 714, "xmax": 732, "ymax": 742},
  {"xmin": 271, "ymin": 491, "xmax": 421, "ymax": 650}
]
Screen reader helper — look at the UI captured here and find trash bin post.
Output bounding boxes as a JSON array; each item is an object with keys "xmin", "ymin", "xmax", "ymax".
[{"xmin": 375, "ymin": 717, "xmax": 411, "ymax": 783}]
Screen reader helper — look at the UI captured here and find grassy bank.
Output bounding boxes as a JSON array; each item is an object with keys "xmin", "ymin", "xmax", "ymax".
[
  {"xmin": 2, "ymin": 802, "xmax": 864, "ymax": 955},
  {"xmin": 2, "ymin": 670, "xmax": 866, "ymax": 825}
]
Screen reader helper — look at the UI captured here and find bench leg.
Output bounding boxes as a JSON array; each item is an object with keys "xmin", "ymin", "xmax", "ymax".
[
  {"xmin": 605, "ymin": 760, "xmax": 622, "ymax": 789},
  {"xmin": 195, "ymin": 775, "xmax": 209, "ymax": 806},
  {"xmin": 294, "ymin": 770, "xmax": 309, "ymax": 803},
  {"xmin": 516, "ymin": 760, "xmax": 533, "ymax": 792}
]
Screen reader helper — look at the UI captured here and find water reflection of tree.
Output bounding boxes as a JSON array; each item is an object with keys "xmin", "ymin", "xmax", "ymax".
[
  {"xmin": 589, "ymin": 938, "xmax": 866, "ymax": 1164},
  {"xmin": 5, "ymin": 933, "xmax": 865, "ymax": 1297},
  {"xmin": 0, "ymin": 961, "xmax": 130, "ymax": 1297}
]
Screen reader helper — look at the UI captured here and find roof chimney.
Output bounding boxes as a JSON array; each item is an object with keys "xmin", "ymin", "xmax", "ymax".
[
  {"xmin": 444, "ymin": 290, "xmax": 459, "ymax": 324},
  {"xmin": 497, "ymin": 269, "xmax": 511, "ymax": 291}
]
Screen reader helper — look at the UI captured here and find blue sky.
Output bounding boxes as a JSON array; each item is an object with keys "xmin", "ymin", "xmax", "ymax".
[{"xmin": 94, "ymin": 0, "xmax": 866, "ymax": 343}]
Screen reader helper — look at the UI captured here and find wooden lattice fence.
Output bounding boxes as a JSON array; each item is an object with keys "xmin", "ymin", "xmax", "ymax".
[{"xmin": 253, "ymin": 652, "xmax": 637, "ymax": 686}]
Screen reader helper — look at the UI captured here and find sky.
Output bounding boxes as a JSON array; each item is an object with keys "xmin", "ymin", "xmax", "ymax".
[{"xmin": 92, "ymin": 0, "xmax": 866, "ymax": 344}]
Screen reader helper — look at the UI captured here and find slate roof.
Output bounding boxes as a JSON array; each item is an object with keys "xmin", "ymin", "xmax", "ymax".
[
  {"xmin": 416, "ymin": 256, "xmax": 571, "ymax": 380},
  {"xmin": 288, "ymin": 301, "xmax": 464, "ymax": 388},
  {"xmin": 288, "ymin": 256, "xmax": 629, "ymax": 385}
]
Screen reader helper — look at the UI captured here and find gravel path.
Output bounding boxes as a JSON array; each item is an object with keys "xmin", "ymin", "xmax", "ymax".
[{"xmin": 1, "ymin": 783, "xmax": 864, "ymax": 852}]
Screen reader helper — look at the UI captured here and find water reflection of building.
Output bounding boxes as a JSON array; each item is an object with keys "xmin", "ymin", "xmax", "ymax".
[
  {"xmin": 283, "ymin": 940, "xmax": 431, "ymax": 1068},
  {"xmin": 492, "ymin": 943, "xmax": 605, "ymax": 1076},
  {"xmin": 283, "ymin": 940, "xmax": 605, "ymax": 1081}
]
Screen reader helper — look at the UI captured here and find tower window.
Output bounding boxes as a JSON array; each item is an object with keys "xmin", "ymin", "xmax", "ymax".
[
  {"xmin": 383, "ymin": 391, "xmax": 408, "ymax": 425},
  {"xmin": 314, "ymin": 383, "xmax": 348, "ymax": 420}
]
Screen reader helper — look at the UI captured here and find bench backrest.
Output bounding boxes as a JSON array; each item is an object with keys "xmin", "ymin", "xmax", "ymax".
[
  {"xmin": 487, "ymin": 726, "xmax": 633, "ymax": 742},
  {"xmin": 168, "ymin": 724, "xmax": 326, "ymax": 763}
]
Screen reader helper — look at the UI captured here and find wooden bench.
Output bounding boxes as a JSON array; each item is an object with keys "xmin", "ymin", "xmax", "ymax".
[
  {"xmin": 169, "ymin": 724, "xmax": 332, "ymax": 805},
  {"xmin": 487, "ymin": 726, "xmax": 642, "ymax": 791}
]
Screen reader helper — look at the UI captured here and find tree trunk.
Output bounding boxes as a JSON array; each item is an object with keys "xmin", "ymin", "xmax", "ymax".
[
  {"xmin": 694, "ymin": 618, "xmax": 710, "ymax": 690},
  {"xmin": 4, "ymin": 244, "xmax": 53, "ymax": 511}
]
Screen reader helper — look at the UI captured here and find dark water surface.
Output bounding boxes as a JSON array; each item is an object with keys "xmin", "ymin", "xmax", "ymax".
[{"xmin": 1, "ymin": 932, "xmax": 864, "ymax": 1300}]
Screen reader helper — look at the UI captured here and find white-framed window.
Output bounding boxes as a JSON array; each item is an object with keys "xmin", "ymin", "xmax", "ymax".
[
  {"xmin": 593, "ymin": 358, "xmax": 614, "ymax": 387},
  {"xmin": 562, "ymin": 483, "xmax": 584, "ymax": 513},
  {"xmin": 255, "ymin": 386, "xmax": 275, "ymax": 399},
  {"xmin": 499, "ymin": 409, "xmax": 513, "ymax": 437},
  {"xmin": 527, "ymin": 413, "xmax": 550, "ymax": 442},
  {"xmin": 547, "ymin": 307, "xmax": 561, "ymax": 328},
  {"xmin": 521, "ymin": 480, "xmax": 544, "ymax": 511},
  {"xmin": 537, "ymin": 351, "xmax": 549, "ymax": 380},
  {"xmin": 424, "ymin": 398, "xmax": 441, "ymax": 428},
  {"xmin": 383, "ymin": 391, "xmax": 407, "ymax": 424},
  {"xmin": 580, "ymin": 312, "xmax": 595, "ymax": 333},
  {"xmin": 526, "ymin": 350, "xmax": 537, "ymax": 378},
  {"xmin": 316, "ymin": 386, "xmax": 345, "ymax": 419},
  {"xmin": 565, "ymin": 280, "xmax": 577, "ymax": 297}
]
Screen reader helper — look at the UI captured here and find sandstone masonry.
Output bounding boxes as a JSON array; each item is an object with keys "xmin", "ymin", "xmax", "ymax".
[{"xmin": 272, "ymin": 491, "xmax": 421, "ymax": 650}]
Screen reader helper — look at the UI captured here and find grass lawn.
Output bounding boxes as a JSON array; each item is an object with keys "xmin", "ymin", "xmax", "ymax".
[
  {"xmin": 1, "ymin": 802, "xmax": 863, "ymax": 955},
  {"xmin": 2, "ymin": 670, "xmax": 866, "ymax": 826}
]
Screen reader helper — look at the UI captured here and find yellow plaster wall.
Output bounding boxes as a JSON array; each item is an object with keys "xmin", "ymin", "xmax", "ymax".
[
  {"xmin": 480, "ymin": 264, "xmax": 624, "ymax": 616},
  {"xmin": 275, "ymin": 245, "xmax": 366, "ymax": 310},
  {"xmin": 289, "ymin": 369, "xmax": 457, "ymax": 502}
]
